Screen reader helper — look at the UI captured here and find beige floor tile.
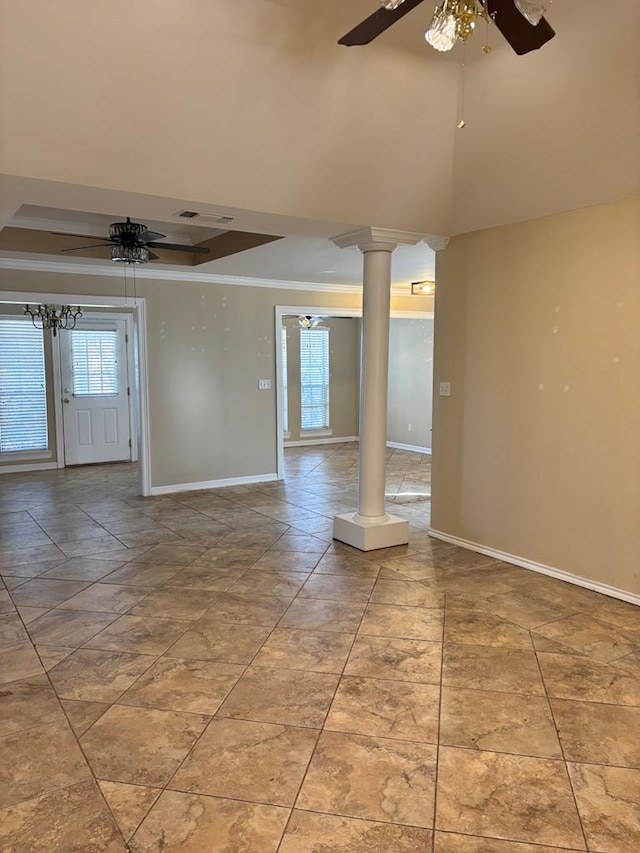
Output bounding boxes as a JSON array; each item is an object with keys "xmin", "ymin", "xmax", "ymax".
[
  {"xmin": 0, "ymin": 721, "xmax": 91, "ymax": 808},
  {"xmin": 61, "ymin": 582, "xmax": 149, "ymax": 613},
  {"xmin": 568, "ymin": 762, "xmax": 640, "ymax": 853},
  {"xmin": 132, "ymin": 543, "xmax": 206, "ymax": 565},
  {"xmin": 0, "ymin": 588, "xmax": 14, "ymax": 613},
  {"xmin": 120, "ymin": 656, "xmax": 244, "ymax": 714},
  {"xmin": 298, "ymin": 574, "xmax": 376, "ymax": 602},
  {"xmin": 534, "ymin": 613, "xmax": 640, "ymax": 662},
  {"xmin": 202, "ymin": 592, "xmax": 290, "ymax": 627},
  {"xmin": 345, "ymin": 635, "xmax": 441, "ymax": 684},
  {"xmin": 436, "ymin": 747, "xmax": 585, "ymax": 848},
  {"xmin": 279, "ymin": 598, "xmax": 366, "ymax": 633},
  {"xmin": 129, "ymin": 790, "xmax": 289, "ymax": 852},
  {"xmin": 83, "ymin": 615, "xmax": 189, "ymax": 655},
  {"xmin": 164, "ymin": 565, "xmax": 246, "ymax": 591},
  {"xmin": 167, "ymin": 621, "xmax": 271, "ymax": 664},
  {"xmin": 0, "ymin": 780, "xmax": 127, "ymax": 853},
  {"xmin": 613, "ymin": 650, "xmax": 640, "ymax": 676},
  {"xmin": 37, "ymin": 644, "xmax": 75, "ymax": 670},
  {"xmin": 434, "ymin": 834, "xmax": 584, "ymax": 852},
  {"xmin": 189, "ymin": 547, "xmax": 264, "ymax": 568},
  {"xmin": 0, "ymin": 675, "xmax": 65, "ymax": 736},
  {"xmin": 443, "ymin": 644, "xmax": 545, "ymax": 695},
  {"xmin": 297, "ymin": 730, "xmax": 437, "ymax": 826},
  {"xmin": 444, "ymin": 609, "xmax": 533, "ymax": 650},
  {"xmin": 325, "ymin": 675, "xmax": 439, "ymax": 743},
  {"xmin": 127, "ymin": 586, "xmax": 220, "ymax": 620},
  {"xmin": 229, "ymin": 570, "xmax": 309, "ymax": 598},
  {"xmin": 0, "ymin": 612, "xmax": 29, "ymax": 648},
  {"xmin": 170, "ymin": 717, "xmax": 318, "ymax": 805},
  {"xmin": 80, "ymin": 704, "xmax": 208, "ymax": 786},
  {"xmin": 27, "ymin": 609, "xmax": 118, "ymax": 647},
  {"xmin": 551, "ymin": 699, "xmax": 640, "ymax": 767},
  {"xmin": 253, "ymin": 628, "xmax": 354, "ymax": 673},
  {"xmin": 218, "ymin": 666, "xmax": 339, "ymax": 728},
  {"xmin": 11, "ymin": 578, "xmax": 91, "ymax": 607},
  {"xmin": 270, "ymin": 533, "xmax": 327, "ymax": 552},
  {"xmin": 98, "ymin": 781, "xmax": 161, "ymax": 841},
  {"xmin": 595, "ymin": 597, "xmax": 640, "ymax": 630},
  {"xmin": 254, "ymin": 551, "xmax": 322, "ymax": 572},
  {"xmin": 359, "ymin": 603, "xmax": 443, "ymax": 641},
  {"xmin": 440, "ymin": 687, "xmax": 561, "ymax": 757},
  {"xmin": 480, "ymin": 589, "xmax": 579, "ymax": 629},
  {"xmin": 15, "ymin": 605, "xmax": 49, "ymax": 624},
  {"xmin": 61, "ymin": 698, "xmax": 110, "ymax": 736},
  {"xmin": 100, "ymin": 562, "xmax": 183, "ymax": 587},
  {"xmin": 538, "ymin": 652, "xmax": 640, "ymax": 705},
  {"xmin": 314, "ymin": 554, "xmax": 381, "ymax": 577},
  {"xmin": 48, "ymin": 648, "xmax": 155, "ymax": 701},
  {"xmin": 370, "ymin": 578, "xmax": 444, "ymax": 607},
  {"xmin": 531, "ymin": 633, "xmax": 587, "ymax": 656},
  {"xmin": 278, "ymin": 810, "xmax": 433, "ymax": 852},
  {"xmin": 2, "ymin": 575, "xmax": 32, "ymax": 589}
]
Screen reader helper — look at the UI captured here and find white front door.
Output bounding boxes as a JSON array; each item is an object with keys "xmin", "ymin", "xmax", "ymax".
[{"xmin": 59, "ymin": 317, "xmax": 132, "ymax": 465}]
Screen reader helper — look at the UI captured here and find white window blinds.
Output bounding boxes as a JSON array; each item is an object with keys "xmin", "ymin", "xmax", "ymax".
[
  {"xmin": 71, "ymin": 330, "xmax": 119, "ymax": 396},
  {"xmin": 300, "ymin": 327, "xmax": 330, "ymax": 431},
  {"xmin": 281, "ymin": 327, "xmax": 289, "ymax": 434},
  {"xmin": 0, "ymin": 318, "xmax": 48, "ymax": 453}
]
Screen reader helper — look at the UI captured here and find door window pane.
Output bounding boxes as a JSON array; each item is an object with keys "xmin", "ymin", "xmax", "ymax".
[{"xmin": 71, "ymin": 330, "xmax": 119, "ymax": 396}]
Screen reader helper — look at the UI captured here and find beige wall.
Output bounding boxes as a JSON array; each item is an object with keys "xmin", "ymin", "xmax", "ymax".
[
  {"xmin": 387, "ymin": 318, "xmax": 433, "ymax": 451},
  {"xmin": 0, "ymin": 269, "xmax": 428, "ymax": 488},
  {"xmin": 282, "ymin": 317, "xmax": 359, "ymax": 444},
  {"xmin": 431, "ymin": 197, "xmax": 640, "ymax": 595}
]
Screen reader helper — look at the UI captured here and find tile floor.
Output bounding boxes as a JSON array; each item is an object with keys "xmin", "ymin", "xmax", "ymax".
[{"xmin": 0, "ymin": 444, "xmax": 639, "ymax": 852}]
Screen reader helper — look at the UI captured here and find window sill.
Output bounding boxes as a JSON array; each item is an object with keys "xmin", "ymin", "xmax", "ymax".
[
  {"xmin": 0, "ymin": 450, "xmax": 53, "ymax": 462},
  {"xmin": 300, "ymin": 428, "xmax": 333, "ymax": 438}
]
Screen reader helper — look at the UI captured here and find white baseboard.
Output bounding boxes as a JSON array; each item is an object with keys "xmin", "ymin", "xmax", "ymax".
[
  {"xmin": 387, "ymin": 441, "xmax": 431, "ymax": 455},
  {"xmin": 150, "ymin": 472, "xmax": 279, "ymax": 496},
  {"xmin": 0, "ymin": 461, "xmax": 59, "ymax": 474},
  {"xmin": 428, "ymin": 528, "xmax": 640, "ymax": 606},
  {"xmin": 285, "ymin": 436, "xmax": 358, "ymax": 448}
]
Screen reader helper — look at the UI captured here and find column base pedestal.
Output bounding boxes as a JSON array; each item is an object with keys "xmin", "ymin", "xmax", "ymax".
[{"xmin": 332, "ymin": 512, "xmax": 409, "ymax": 552}]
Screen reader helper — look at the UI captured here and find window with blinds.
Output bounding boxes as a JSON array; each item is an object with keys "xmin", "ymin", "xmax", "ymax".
[
  {"xmin": 0, "ymin": 318, "xmax": 49, "ymax": 453},
  {"xmin": 281, "ymin": 327, "xmax": 289, "ymax": 434},
  {"xmin": 71, "ymin": 329, "xmax": 119, "ymax": 396},
  {"xmin": 300, "ymin": 327, "xmax": 330, "ymax": 431}
]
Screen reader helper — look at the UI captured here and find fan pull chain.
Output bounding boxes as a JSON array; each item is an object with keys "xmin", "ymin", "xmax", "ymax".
[
  {"xmin": 457, "ymin": 41, "xmax": 467, "ymax": 129},
  {"xmin": 482, "ymin": 8, "xmax": 493, "ymax": 53}
]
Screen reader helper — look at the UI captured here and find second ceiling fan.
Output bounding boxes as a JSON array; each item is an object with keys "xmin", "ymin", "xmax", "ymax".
[{"xmin": 339, "ymin": 0, "xmax": 555, "ymax": 56}]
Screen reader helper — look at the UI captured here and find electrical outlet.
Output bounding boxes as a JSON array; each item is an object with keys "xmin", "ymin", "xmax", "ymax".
[
  {"xmin": 407, "ymin": 424, "xmax": 412, "ymax": 433},
  {"xmin": 439, "ymin": 382, "xmax": 451, "ymax": 397},
  {"xmin": 258, "ymin": 379, "xmax": 271, "ymax": 390}
]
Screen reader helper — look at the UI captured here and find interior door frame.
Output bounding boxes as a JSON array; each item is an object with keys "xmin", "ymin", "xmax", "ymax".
[
  {"xmin": 0, "ymin": 290, "xmax": 151, "ymax": 496},
  {"xmin": 274, "ymin": 305, "xmax": 434, "ymax": 481},
  {"xmin": 54, "ymin": 311, "xmax": 137, "ymax": 468}
]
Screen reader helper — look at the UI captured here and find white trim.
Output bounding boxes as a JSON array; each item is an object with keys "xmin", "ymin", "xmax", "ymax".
[
  {"xmin": 150, "ymin": 472, "xmax": 278, "ymax": 496},
  {"xmin": 387, "ymin": 441, "xmax": 431, "ymax": 455},
  {"xmin": 0, "ymin": 461, "xmax": 58, "ymax": 474},
  {"xmin": 0, "ymin": 450, "xmax": 52, "ymax": 462},
  {"xmin": 300, "ymin": 428, "xmax": 333, "ymax": 438},
  {"xmin": 285, "ymin": 436, "xmax": 358, "ymax": 448},
  {"xmin": 428, "ymin": 528, "xmax": 640, "ymax": 607},
  {"xmin": 0, "ymin": 289, "xmax": 151, "ymax": 496}
]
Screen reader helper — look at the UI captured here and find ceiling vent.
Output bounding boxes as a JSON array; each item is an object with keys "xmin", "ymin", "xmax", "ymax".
[{"xmin": 175, "ymin": 210, "xmax": 235, "ymax": 225}]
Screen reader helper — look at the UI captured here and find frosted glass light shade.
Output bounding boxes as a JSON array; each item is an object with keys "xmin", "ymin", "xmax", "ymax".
[{"xmin": 514, "ymin": 0, "xmax": 551, "ymax": 25}]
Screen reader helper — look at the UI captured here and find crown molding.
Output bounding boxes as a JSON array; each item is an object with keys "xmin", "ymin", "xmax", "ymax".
[{"xmin": 0, "ymin": 257, "xmax": 369, "ymax": 294}]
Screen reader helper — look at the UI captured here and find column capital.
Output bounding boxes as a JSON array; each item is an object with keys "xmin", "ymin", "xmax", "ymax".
[
  {"xmin": 423, "ymin": 234, "xmax": 451, "ymax": 252},
  {"xmin": 331, "ymin": 227, "xmax": 425, "ymax": 251}
]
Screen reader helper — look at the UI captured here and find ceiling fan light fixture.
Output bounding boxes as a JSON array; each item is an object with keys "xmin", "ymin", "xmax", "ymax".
[
  {"xmin": 425, "ymin": 2, "xmax": 459, "ymax": 52},
  {"xmin": 298, "ymin": 315, "xmax": 324, "ymax": 330},
  {"xmin": 111, "ymin": 244, "xmax": 149, "ymax": 264},
  {"xmin": 381, "ymin": 0, "xmax": 406, "ymax": 8},
  {"xmin": 514, "ymin": 0, "xmax": 551, "ymax": 26}
]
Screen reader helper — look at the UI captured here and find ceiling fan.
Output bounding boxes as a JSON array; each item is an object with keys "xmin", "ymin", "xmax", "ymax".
[
  {"xmin": 339, "ymin": 0, "xmax": 555, "ymax": 56},
  {"xmin": 50, "ymin": 217, "xmax": 211, "ymax": 264}
]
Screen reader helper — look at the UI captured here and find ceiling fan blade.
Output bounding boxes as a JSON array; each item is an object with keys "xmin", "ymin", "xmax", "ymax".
[
  {"xmin": 338, "ymin": 0, "xmax": 425, "ymax": 46},
  {"xmin": 49, "ymin": 231, "xmax": 111, "ymax": 241},
  {"xmin": 146, "ymin": 241, "xmax": 210, "ymax": 255},
  {"xmin": 60, "ymin": 243, "xmax": 113, "ymax": 253},
  {"xmin": 147, "ymin": 250, "xmax": 160, "ymax": 260},
  {"xmin": 485, "ymin": 0, "xmax": 555, "ymax": 55},
  {"xmin": 139, "ymin": 230, "xmax": 166, "ymax": 243}
]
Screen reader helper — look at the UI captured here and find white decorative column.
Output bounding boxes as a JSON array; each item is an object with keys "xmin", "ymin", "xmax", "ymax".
[{"xmin": 331, "ymin": 227, "xmax": 424, "ymax": 551}]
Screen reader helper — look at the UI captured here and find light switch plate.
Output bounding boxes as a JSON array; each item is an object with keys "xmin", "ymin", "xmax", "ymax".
[
  {"xmin": 258, "ymin": 379, "xmax": 272, "ymax": 390},
  {"xmin": 439, "ymin": 381, "xmax": 451, "ymax": 397}
]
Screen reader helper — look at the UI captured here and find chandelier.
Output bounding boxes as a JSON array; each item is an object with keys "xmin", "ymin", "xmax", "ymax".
[
  {"xmin": 24, "ymin": 304, "xmax": 83, "ymax": 336},
  {"xmin": 298, "ymin": 315, "xmax": 324, "ymax": 329},
  {"xmin": 381, "ymin": 1, "xmax": 552, "ymax": 52},
  {"xmin": 111, "ymin": 244, "xmax": 149, "ymax": 264}
]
